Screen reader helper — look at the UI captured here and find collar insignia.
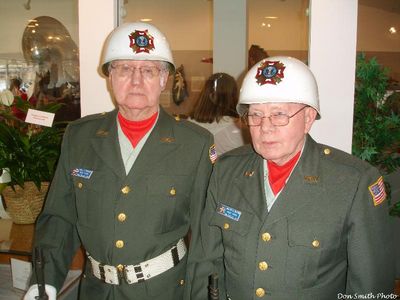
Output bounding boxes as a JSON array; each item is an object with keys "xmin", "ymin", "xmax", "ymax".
[
  {"xmin": 304, "ymin": 175, "xmax": 319, "ymax": 183},
  {"xmin": 160, "ymin": 137, "xmax": 175, "ymax": 143},
  {"xmin": 96, "ymin": 129, "xmax": 109, "ymax": 137},
  {"xmin": 244, "ymin": 171, "xmax": 255, "ymax": 177}
]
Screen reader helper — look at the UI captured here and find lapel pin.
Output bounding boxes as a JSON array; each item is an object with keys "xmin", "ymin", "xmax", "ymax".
[
  {"xmin": 160, "ymin": 137, "xmax": 175, "ymax": 143},
  {"xmin": 244, "ymin": 171, "xmax": 255, "ymax": 177},
  {"xmin": 304, "ymin": 175, "xmax": 319, "ymax": 183},
  {"xmin": 96, "ymin": 129, "xmax": 109, "ymax": 137}
]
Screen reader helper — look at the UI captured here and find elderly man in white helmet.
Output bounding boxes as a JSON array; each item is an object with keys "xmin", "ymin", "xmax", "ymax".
[
  {"xmin": 200, "ymin": 56, "xmax": 395, "ymax": 299},
  {"xmin": 25, "ymin": 22, "xmax": 215, "ymax": 300}
]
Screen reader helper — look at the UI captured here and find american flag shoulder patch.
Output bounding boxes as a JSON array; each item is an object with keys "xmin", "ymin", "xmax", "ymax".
[
  {"xmin": 209, "ymin": 144, "xmax": 218, "ymax": 164},
  {"xmin": 368, "ymin": 176, "xmax": 386, "ymax": 206}
]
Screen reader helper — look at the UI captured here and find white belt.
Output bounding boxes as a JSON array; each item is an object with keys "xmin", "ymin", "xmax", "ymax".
[{"xmin": 87, "ymin": 239, "xmax": 186, "ymax": 285}]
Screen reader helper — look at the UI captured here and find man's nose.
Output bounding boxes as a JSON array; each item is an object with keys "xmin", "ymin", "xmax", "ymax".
[
  {"xmin": 260, "ymin": 117, "xmax": 275, "ymax": 133},
  {"xmin": 129, "ymin": 68, "xmax": 143, "ymax": 85}
]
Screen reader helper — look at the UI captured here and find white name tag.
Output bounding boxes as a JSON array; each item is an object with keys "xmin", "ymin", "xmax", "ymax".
[{"xmin": 25, "ymin": 109, "xmax": 55, "ymax": 127}]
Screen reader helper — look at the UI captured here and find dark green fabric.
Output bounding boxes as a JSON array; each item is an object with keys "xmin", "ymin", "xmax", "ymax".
[
  {"xmin": 201, "ymin": 135, "xmax": 395, "ymax": 300},
  {"xmin": 31, "ymin": 107, "xmax": 214, "ymax": 299}
]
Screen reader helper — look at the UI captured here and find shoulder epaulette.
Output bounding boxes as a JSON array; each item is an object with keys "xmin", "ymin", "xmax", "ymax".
[{"xmin": 69, "ymin": 111, "xmax": 109, "ymax": 126}]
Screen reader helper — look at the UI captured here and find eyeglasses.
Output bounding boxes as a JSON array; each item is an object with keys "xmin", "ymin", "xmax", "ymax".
[
  {"xmin": 110, "ymin": 63, "xmax": 162, "ymax": 79},
  {"xmin": 244, "ymin": 105, "xmax": 307, "ymax": 127}
]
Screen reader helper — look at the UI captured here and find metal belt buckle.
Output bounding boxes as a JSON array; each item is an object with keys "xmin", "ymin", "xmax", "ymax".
[{"xmin": 117, "ymin": 264, "xmax": 126, "ymax": 284}]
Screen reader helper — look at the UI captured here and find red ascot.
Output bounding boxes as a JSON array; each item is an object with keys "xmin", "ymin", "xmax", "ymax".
[
  {"xmin": 118, "ymin": 112, "xmax": 158, "ymax": 148},
  {"xmin": 267, "ymin": 151, "xmax": 301, "ymax": 195}
]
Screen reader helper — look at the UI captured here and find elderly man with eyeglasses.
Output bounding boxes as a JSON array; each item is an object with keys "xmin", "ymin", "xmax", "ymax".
[
  {"xmin": 200, "ymin": 56, "xmax": 395, "ymax": 299},
  {"xmin": 25, "ymin": 22, "xmax": 215, "ymax": 300}
]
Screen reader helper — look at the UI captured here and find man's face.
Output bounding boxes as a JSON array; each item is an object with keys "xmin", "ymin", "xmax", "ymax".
[
  {"xmin": 109, "ymin": 60, "xmax": 169, "ymax": 120},
  {"xmin": 248, "ymin": 102, "xmax": 317, "ymax": 165}
]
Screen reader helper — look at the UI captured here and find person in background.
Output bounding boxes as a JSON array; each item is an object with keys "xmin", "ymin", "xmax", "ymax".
[
  {"xmin": 25, "ymin": 22, "xmax": 215, "ymax": 300},
  {"xmin": 200, "ymin": 56, "xmax": 395, "ymax": 299},
  {"xmin": 189, "ymin": 72, "xmax": 250, "ymax": 155},
  {"xmin": 248, "ymin": 44, "xmax": 269, "ymax": 70},
  {"xmin": 9, "ymin": 78, "xmax": 37, "ymax": 120}
]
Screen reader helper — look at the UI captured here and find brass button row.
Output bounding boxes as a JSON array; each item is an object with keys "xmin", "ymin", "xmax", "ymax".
[{"xmin": 121, "ymin": 185, "xmax": 177, "ymax": 196}]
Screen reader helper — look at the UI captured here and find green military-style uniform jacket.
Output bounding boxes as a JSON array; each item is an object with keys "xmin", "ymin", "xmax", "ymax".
[
  {"xmin": 202, "ymin": 135, "xmax": 395, "ymax": 300},
  {"xmin": 31, "ymin": 107, "xmax": 214, "ymax": 299}
]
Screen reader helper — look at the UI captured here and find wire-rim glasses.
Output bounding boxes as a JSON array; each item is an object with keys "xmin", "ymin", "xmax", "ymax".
[
  {"xmin": 110, "ymin": 63, "xmax": 162, "ymax": 80},
  {"xmin": 244, "ymin": 105, "xmax": 308, "ymax": 127}
]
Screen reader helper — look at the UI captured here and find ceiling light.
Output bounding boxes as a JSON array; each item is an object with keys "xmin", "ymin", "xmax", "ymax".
[
  {"xmin": 140, "ymin": 18, "xmax": 152, "ymax": 22},
  {"xmin": 264, "ymin": 16, "xmax": 278, "ymax": 19},
  {"xmin": 389, "ymin": 27, "xmax": 397, "ymax": 34}
]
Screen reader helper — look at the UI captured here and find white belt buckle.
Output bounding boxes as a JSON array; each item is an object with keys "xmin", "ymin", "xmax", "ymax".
[{"xmin": 103, "ymin": 264, "xmax": 119, "ymax": 285}]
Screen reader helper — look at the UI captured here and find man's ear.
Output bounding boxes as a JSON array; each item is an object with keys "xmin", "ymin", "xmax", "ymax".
[
  {"xmin": 159, "ymin": 72, "xmax": 168, "ymax": 90},
  {"xmin": 304, "ymin": 107, "xmax": 318, "ymax": 134}
]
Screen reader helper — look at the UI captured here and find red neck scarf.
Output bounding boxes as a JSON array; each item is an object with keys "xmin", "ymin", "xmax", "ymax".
[
  {"xmin": 118, "ymin": 112, "xmax": 158, "ymax": 148},
  {"xmin": 267, "ymin": 151, "xmax": 301, "ymax": 195}
]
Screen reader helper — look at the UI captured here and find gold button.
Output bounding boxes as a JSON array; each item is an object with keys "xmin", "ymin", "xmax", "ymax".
[
  {"xmin": 117, "ymin": 264, "xmax": 124, "ymax": 272},
  {"xmin": 115, "ymin": 240, "xmax": 124, "ymax": 248},
  {"xmin": 118, "ymin": 213, "xmax": 126, "ymax": 222},
  {"xmin": 121, "ymin": 186, "xmax": 131, "ymax": 194},
  {"xmin": 262, "ymin": 232, "xmax": 271, "ymax": 242},
  {"xmin": 179, "ymin": 279, "xmax": 185, "ymax": 286},
  {"xmin": 77, "ymin": 182, "xmax": 83, "ymax": 189},
  {"xmin": 324, "ymin": 148, "xmax": 331, "ymax": 155},
  {"xmin": 223, "ymin": 223, "xmax": 230, "ymax": 230},
  {"xmin": 258, "ymin": 261, "xmax": 269, "ymax": 271},
  {"xmin": 312, "ymin": 240, "xmax": 320, "ymax": 248},
  {"xmin": 170, "ymin": 187, "xmax": 176, "ymax": 196},
  {"xmin": 255, "ymin": 288, "xmax": 265, "ymax": 297}
]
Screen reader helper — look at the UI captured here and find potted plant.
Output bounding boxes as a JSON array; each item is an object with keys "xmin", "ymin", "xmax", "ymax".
[
  {"xmin": 352, "ymin": 54, "xmax": 400, "ymax": 285},
  {"xmin": 0, "ymin": 94, "xmax": 65, "ymax": 224},
  {"xmin": 352, "ymin": 53, "xmax": 400, "ymax": 216}
]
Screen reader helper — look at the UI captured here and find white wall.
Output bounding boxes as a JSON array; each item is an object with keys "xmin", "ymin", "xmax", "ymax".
[
  {"xmin": 213, "ymin": 0, "xmax": 247, "ymax": 79},
  {"xmin": 78, "ymin": 0, "xmax": 116, "ymax": 116},
  {"xmin": 308, "ymin": 0, "xmax": 358, "ymax": 153}
]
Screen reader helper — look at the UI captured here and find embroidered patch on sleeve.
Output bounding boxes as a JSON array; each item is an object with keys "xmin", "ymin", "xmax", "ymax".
[
  {"xmin": 368, "ymin": 176, "xmax": 387, "ymax": 206},
  {"xmin": 209, "ymin": 144, "xmax": 218, "ymax": 164}
]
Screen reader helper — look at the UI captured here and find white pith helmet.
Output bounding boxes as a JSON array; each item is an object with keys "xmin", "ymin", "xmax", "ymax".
[
  {"xmin": 237, "ymin": 56, "xmax": 320, "ymax": 118},
  {"xmin": 101, "ymin": 22, "xmax": 175, "ymax": 76}
]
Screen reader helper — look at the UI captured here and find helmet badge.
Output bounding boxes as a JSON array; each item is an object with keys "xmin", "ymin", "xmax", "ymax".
[
  {"xmin": 256, "ymin": 60, "xmax": 285, "ymax": 85},
  {"xmin": 128, "ymin": 29, "xmax": 155, "ymax": 54}
]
